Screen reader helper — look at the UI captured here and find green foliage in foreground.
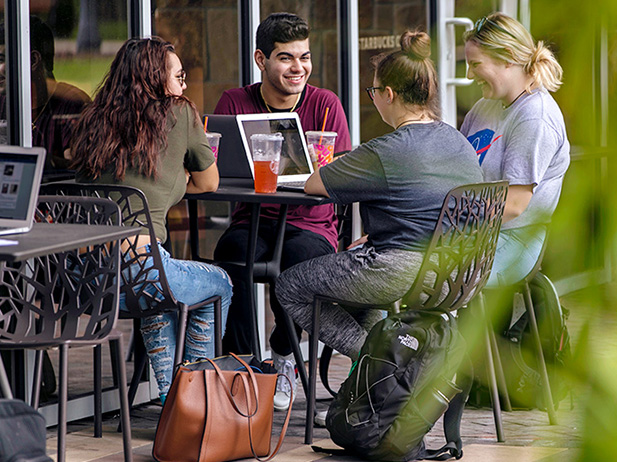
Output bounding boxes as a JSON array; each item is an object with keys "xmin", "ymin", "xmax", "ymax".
[{"xmin": 530, "ymin": 1, "xmax": 617, "ymax": 458}]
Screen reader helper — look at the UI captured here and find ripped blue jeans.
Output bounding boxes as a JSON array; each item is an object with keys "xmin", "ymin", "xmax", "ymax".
[{"xmin": 120, "ymin": 243, "xmax": 232, "ymax": 397}]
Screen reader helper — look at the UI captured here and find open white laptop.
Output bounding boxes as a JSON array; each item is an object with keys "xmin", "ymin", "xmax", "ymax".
[
  {"xmin": 0, "ymin": 146, "xmax": 46, "ymax": 236},
  {"xmin": 236, "ymin": 113, "xmax": 314, "ymax": 190}
]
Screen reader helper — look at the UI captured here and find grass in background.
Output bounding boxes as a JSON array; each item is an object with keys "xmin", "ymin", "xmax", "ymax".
[{"xmin": 53, "ymin": 55, "xmax": 113, "ymax": 98}]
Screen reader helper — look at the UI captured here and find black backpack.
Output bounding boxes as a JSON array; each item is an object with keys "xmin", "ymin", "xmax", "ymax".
[
  {"xmin": 470, "ymin": 272, "xmax": 571, "ymax": 409},
  {"xmin": 321, "ymin": 310, "xmax": 469, "ymax": 461},
  {"xmin": 0, "ymin": 399, "xmax": 53, "ymax": 462}
]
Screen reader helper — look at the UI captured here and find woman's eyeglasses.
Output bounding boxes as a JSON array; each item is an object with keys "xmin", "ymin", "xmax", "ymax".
[
  {"xmin": 176, "ymin": 70, "xmax": 186, "ymax": 86},
  {"xmin": 366, "ymin": 86, "xmax": 384, "ymax": 101},
  {"xmin": 473, "ymin": 17, "xmax": 518, "ymax": 40}
]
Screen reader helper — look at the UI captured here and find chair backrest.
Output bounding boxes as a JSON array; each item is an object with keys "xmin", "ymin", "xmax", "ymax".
[
  {"xmin": 36, "ymin": 195, "xmax": 121, "ymax": 226},
  {"xmin": 0, "ymin": 196, "xmax": 122, "ymax": 345},
  {"xmin": 401, "ymin": 181, "xmax": 509, "ymax": 313},
  {"xmin": 39, "ymin": 182, "xmax": 181, "ymax": 318}
]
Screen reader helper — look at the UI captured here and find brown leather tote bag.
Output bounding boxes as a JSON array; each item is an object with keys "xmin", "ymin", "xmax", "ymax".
[{"xmin": 153, "ymin": 353, "xmax": 292, "ymax": 462}]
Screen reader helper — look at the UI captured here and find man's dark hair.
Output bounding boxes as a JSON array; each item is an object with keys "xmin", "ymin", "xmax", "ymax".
[
  {"xmin": 0, "ymin": 16, "xmax": 55, "ymax": 77},
  {"xmin": 30, "ymin": 16, "xmax": 55, "ymax": 77},
  {"xmin": 256, "ymin": 13, "xmax": 310, "ymax": 58}
]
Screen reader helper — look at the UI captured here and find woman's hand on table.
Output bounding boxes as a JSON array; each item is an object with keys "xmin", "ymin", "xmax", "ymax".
[{"xmin": 304, "ymin": 170, "xmax": 329, "ymax": 197}]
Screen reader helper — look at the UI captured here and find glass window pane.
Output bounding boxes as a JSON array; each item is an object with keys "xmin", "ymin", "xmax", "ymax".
[
  {"xmin": 153, "ymin": 1, "xmax": 240, "ymax": 116},
  {"xmin": 0, "ymin": 16, "xmax": 6, "ymax": 145},
  {"xmin": 357, "ymin": 1, "xmax": 427, "ymax": 142},
  {"xmin": 18, "ymin": 1, "xmax": 127, "ymax": 173}
]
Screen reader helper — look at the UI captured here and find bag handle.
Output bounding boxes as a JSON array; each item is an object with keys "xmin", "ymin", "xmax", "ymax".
[
  {"xmin": 248, "ymin": 372, "xmax": 292, "ymax": 461},
  {"xmin": 203, "ymin": 353, "xmax": 260, "ymax": 418},
  {"xmin": 203, "ymin": 353, "xmax": 293, "ymax": 461}
]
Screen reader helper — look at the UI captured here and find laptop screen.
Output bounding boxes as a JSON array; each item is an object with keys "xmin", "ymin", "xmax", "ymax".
[
  {"xmin": 0, "ymin": 146, "xmax": 46, "ymax": 234},
  {"xmin": 237, "ymin": 113, "xmax": 314, "ymax": 181},
  {"xmin": 204, "ymin": 114, "xmax": 252, "ymax": 179},
  {"xmin": 0, "ymin": 152, "xmax": 40, "ymax": 220}
]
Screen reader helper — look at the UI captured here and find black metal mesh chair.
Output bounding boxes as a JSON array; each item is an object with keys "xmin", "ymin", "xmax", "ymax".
[
  {"xmin": 480, "ymin": 231, "xmax": 559, "ymax": 428},
  {"xmin": 298, "ymin": 181, "xmax": 509, "ymax": 444},
  {"xmin": 0, "ymin": 195, "xmax": 132, "ymax": 462},
  {"xmin": 39, "ymin": 183, "xmax": 223, "ymax": 407}
]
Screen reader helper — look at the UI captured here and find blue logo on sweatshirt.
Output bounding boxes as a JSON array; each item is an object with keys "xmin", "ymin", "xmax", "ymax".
[{"xmin": 466, "ymin": 129, "xmax": 502, "ymax": 166}]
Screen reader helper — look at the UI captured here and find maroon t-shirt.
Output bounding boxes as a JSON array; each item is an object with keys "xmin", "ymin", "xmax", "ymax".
[{"xmin": 214, "ymin": 83, "xmax": 351, "ymax": 249}]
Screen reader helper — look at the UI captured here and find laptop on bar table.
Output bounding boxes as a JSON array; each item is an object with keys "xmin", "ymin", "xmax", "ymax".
[
  {"xmin": 205, "ymin": 113, "xmax": 314, "ymax": 191},
  {"xmin": 0, "ymin": 146, "xmax": 46, "ymax": 236}
]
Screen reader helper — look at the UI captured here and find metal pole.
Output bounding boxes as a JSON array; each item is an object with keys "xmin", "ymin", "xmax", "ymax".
[
  {"xmin": 128, "ymin": 0, "xmax": 152, "ymax": 39},
  {"xmin": 5, "ymin": 0, "xmax": 32, "ymax": 147},
  {"xmin": 238, "ymin": 0, "xmax": 260, "ymax": 87}
]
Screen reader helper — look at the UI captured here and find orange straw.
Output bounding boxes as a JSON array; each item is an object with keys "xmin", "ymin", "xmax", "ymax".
[
  {"xmin": 203, "ymin": 116, "xmax": 208, "ymax": 133},
  {"xmin": 319, "ymin": 107, "xmax": 330, "ymax": 144}
]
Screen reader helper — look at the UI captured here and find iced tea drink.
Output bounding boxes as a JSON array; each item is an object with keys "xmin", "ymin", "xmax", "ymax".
[
  {"xmin": 250, "ymin": 133, "xmax": 283, "ymax": 194},
  {"xmin": 253, "ymin": 159, "xmax": 279, "ymax": 193}
]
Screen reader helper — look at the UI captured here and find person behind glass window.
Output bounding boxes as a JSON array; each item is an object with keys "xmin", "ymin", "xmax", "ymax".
[
  {"xmin": 70, "ymin": 37, "xmax": 232, "ymax": 403},
  {"xmin": 460, "ymin": 12, "xmax": 570, "ymax": 288},
  {"xmin": 0, "ymin": 16, "xmax": 91, "ymax": 171}
]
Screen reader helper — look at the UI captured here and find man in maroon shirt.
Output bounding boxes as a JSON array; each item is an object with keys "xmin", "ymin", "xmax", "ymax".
[{"xmin": 214, "ymin": 12, "xmax": 351, "ymax": 411}]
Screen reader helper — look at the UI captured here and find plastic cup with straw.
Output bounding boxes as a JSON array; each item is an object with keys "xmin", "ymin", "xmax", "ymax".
[
  {"xmin": 203, "ymin": 116, "xmax": 222, "ymax": 161},
  {"xmin": 305, "ymin": 107, "xmax": 336, "ymax": 168},
  {"xmin": 319, "ymin": 107, "xmax": 330, "ymax": 144}
]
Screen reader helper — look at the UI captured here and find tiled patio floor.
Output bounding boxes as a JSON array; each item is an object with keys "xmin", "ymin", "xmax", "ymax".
[{"xmin": 42, "ymin": 281, "xmax": 617, "ymax": 462}]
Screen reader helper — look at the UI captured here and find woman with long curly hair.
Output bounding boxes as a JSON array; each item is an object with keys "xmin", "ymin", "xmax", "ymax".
[{"xmin": 70, "ymin": 37, "xmax": 232, "ymax": 402}]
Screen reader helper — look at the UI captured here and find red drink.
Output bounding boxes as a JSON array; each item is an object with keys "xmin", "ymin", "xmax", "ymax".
[
  {"xmin": 253, "ymin": 159, "xmax": 279, "ymax": 193},
  {"xmin": 250, "ymin": 133, "xmax": 282, "ymax": 193}
]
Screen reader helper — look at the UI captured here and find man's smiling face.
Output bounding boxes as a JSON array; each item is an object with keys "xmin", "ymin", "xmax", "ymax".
[{"xmin": 259, "ymin": 39, "xmax": 312, "ymax": 98}]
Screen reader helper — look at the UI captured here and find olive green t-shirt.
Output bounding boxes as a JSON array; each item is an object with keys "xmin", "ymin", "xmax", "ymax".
[{"xmin": 78, "ymin": 102, "xmax": 214, "ymax": 243}]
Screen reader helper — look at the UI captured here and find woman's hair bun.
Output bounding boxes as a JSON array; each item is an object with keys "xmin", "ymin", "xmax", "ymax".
[{"xmin": 400, "ymin": 30, "xmax": 431, "ymax": 60}]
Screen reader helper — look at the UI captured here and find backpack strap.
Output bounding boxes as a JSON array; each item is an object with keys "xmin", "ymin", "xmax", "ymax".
[
  {"xmin": 423, "ymin": 441, "xmax": 463, "ymax": 460},
  {"xmin": 424, "ymin": 354, "xmax": 473, "ymax": 461},
  {"xmin": 311, "ymin": 445, "xmax": 351, "ymax": 456}
]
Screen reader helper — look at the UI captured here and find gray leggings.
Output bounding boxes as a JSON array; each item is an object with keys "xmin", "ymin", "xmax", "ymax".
[{"xmin": 275, "ymin": 245, "xmax": 424, "ymax": 359}]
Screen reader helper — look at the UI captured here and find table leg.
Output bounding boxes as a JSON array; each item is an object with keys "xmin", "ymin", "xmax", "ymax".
[
  {"xmin": 247, "ymin": 203, "xmax": 262, "ymax": 360},
  {"xmin": 188, "ymin": 199, "xmax": 201, "ymax": 261}
]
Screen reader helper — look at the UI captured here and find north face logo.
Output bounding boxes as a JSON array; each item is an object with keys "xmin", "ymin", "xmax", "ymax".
[{"xmin": 398, "ymin": 334, "xmax": 419, "ymax": 350}]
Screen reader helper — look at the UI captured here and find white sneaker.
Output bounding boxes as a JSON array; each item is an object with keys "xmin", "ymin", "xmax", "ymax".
[
  {"xmin": 272, "ymin": 351, "xmax": 297, "ymax": 411},
  {"xmin": 314, "ymin": 410, "xmax": 327, "ymax": 427}
]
